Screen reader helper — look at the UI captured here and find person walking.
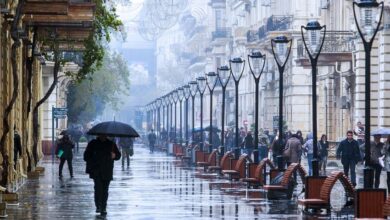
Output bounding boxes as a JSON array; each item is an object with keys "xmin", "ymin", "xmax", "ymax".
[
  {"xmin": 13, "ymin": 128, "xmax": 22, "ymax": 169},
  {"xmin": 243, "ymin": 131, "xmax": 254, "ymax": 156},
  {"xmin": 296, "ymin": 130, "xmax": 304, "ymax": 145},
  {"xmin": 360, "ymin": 134, "xmax": 384, "ymax": 188},
  {"xmin": 119, "ymin": 137, "xmax": 134, "ymax": 168},
  {"xmin": 336, "ymin": 130, "xmax": 361, "ymax": 186},
  {"xmin": 56, "ymin": 131, "xmax": 75, "ymax": 179},
  {"xmin": 319, "ymin": 134, "xmax": 329, "ymax": 175},
  {"xmin": 354, "ymin": 121, "xmax": 365, "ymax": 146},
  {"xmin": 84, "ymin": 135, "xmax": 121, "ymax": 216},
  {"xmin": 259, "ymin": 137, "xmax": 269, "ymax": 161},
  {"xmin": 148, "ymin": 129, "xmax": 157, "ymax": 153},
  {"xmin": 283, "ymin": 133, "xmax": 302, "ymax": 166},
  {"xmin": 382, "ymin": 135, "xmax": 390, "ymax": 191},
  {"xmin": 303, "ymin": 133, "xmax": 315, "ymax": 175}
]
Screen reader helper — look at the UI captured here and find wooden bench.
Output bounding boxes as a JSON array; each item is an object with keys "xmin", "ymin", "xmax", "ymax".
[
  {"xmin": 383, "ymin": 195, "xmax": 390, "ymax": 217},
  {"xmin": 241, "ymin": 158, "xmax": 276, "ymax": 187},
  {"xmin": 208, "ymin": 151, "xmax": 233, "ymax": 173},
  {"xmin": 221, "ymin": 154, "xmax": 251, "ymax": 180},
  {"xmin": 355, "ymin": 188, "xmax": 386, "ymax": 219},
  {"xmin": 195, "ymin": 150, "xmax": 207, "ymax": 163},
  {"xmin": 263, "ymin": 163, "xmax": 307, "ymax": 191},
  {"xmin": 197, "ymin": 149, "xmax": 218, "ymax": 171},
  {"xmin": 298, "ymin": 171, "xmax": 355, "ymax": 214}
]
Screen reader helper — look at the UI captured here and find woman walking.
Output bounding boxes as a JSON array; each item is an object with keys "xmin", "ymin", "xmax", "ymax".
[
  {"xmin": 319, "ymin": 134, "xmax": 329, "ymax": 175},
  {"xmin": 56, "ymin": 131, "xmax": 74, "ymax": 179}
]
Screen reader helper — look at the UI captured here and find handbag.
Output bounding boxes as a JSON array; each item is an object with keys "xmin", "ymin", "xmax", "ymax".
[
  {"xmin": 282, "ymin": 142, "xmax": 291, "ymax": 158},
  {"xmin": 129, "ymin": 148, "xmax": 134, "ymax": 157}
]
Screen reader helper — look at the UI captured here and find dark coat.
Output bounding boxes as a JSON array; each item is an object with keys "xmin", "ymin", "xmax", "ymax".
[
  {"xmin": 56, "ymin": 136, "xmax": 74, "ymax": 160},
  {"xmin": 336, "ymin": 139, "xmax": 361, "ymax": 164},
  {"xmin": 14, "ymin": 132, "xmax": 22, "ymax": 156},
  {"xmin": 84, "ymin": 138, "xmax": 121, "ymax": 180},
  {"xmin": 243, "ymin": 134, "xmax": 254, "ymax": 149},
  {"xmin": 319, "ymin": 141, "xmax": 329, "ymax": 158}
]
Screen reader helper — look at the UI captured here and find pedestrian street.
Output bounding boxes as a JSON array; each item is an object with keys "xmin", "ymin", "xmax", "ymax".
[{"xmin": 3, "ymin": 143, "xmax": 371, "ymax": 219}]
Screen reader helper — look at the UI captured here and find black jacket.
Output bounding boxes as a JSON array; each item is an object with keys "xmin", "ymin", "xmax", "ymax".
[
  {"xmin": 84, "ymin": 138, "xmax": 121, "ymax": 180},
  {"xmin": 56, "ymin": 136, "xmax": 74, "ymax": 160},
  {"xmin": 336, "ymin": 138, "xmax": 361, "ymax": 164}
]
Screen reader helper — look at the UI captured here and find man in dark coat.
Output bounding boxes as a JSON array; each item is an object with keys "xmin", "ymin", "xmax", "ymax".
[
  {"xmin": 84, "ymin": 135, "xmax": 121, "ymax": 217},
  {"xmin": 336, "ymin": 130, "xmax": 361, "ymax": 186}
]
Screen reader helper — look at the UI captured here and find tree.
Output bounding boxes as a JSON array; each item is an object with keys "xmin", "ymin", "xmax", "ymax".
[{"xmin": 67, "ymin": 52, "xmax": 130, "ymax": 125}]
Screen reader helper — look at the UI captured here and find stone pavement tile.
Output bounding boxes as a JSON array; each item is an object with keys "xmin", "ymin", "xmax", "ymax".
[{"xmin": 4, "ymin": 144, "xmax": 359, "ymax": 219}]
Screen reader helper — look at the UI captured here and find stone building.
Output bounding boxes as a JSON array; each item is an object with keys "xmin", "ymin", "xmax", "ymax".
[
  {"xmin": 0, "ymin": 0, "xmax": 95, "ymax": 193},
  {"xmin": 153, "ymin": 0, "xmax": 390, "ymax": 143}
]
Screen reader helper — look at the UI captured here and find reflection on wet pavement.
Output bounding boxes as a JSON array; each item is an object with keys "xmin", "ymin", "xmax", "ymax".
[{"xmin": 5, "ymin": 144, "xmax": 355, "ymax": 219}]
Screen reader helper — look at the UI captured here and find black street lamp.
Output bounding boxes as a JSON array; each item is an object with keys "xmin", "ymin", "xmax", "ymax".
[
  {"xmin": 197, "ymin": 76, "xmax": 207, "ymax": 151},
  {"xmin": 301, "ymin": 20, "xmax": 326, "ymax": 176},
  {"xmin": 172, "ymin": 90, "xmax": 179, "ymax": 143},
  {"xmin": 230, "ymin": 57, "xmax": 245, "ymax": 159},
  {"xmin": 169, "ymin": 91, "xmax": 175, "ymax": 142},
  {"xmin": 164, "ymin": 94, "xmax": 170, "ymax": 141},
  {"xmin": 206, "ymin": 72, "xmax": 218, "ymax": 153},
  {"xmin": 217, "ymin": 65, "xmax": 231, "ymax": 155},
  {"xmin": 353, "ymin": 0, "xmax": 384, "ymax": 188},
  {"xmin": 248, "ymin": 51, "xmax": 266, "ymax": 164},
  {"xmin": 177, "ymin": 87, "xmax": 184, "ymax": 145},
  {"xmin": 189, "ymin": 81, "xmax": 198, "ymax": 144},
  {"xmin": 271, "ymin": 35, "xmax": 292, "ymax": 170},
  {"xmin": 156, "ymin": 98, "xmax": 162, "ymax": 142},
  {"xmin": 183, "ymin": 85, "xmax": 191, "ymax": 146}
]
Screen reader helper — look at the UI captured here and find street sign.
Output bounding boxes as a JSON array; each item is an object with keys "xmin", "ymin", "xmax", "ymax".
[
  {"xmin": 273, "ymin": 116, "xmax": 278, "ymax": 129},
  {"xmin": 53, "ymin": 107, "xmax": 67, "ymax": 118}
]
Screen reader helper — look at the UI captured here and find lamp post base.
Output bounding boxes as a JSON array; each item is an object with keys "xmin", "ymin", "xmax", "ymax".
[
  {"xmin": 311, "ymin": 159, "xmax": 319, "ymax": 176},
  {"xmin": 253, "ymin": 149, "xmax": 259, "ymax": 164},
  {"xmin": 209, "ymin": 144, "xmax": 213, "ymax": 153},
  {"xmin": 363, "ymin": 167, "xmax": 374, "ymax": 189},
  {"xmin": 277, "ymin": 155, "xmax": 284, "ymax": 171},
  {"xmin": 219, "ymin": 146, "xmax": 225, "ymax": 156}
]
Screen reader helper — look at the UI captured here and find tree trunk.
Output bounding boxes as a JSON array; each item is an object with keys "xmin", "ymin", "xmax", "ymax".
[
  {"xmin": 0, "ymin": 0, "xmax": 24, "ymax": 187},
  {"xmin": 31, "ymin": 46, "xmax": 60, "ymax": 166}
]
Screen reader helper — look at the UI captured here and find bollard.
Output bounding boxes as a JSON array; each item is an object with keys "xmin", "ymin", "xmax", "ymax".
[{"xmin": 363, "ymin": 167, "xmax": 374, "ymax": 189}]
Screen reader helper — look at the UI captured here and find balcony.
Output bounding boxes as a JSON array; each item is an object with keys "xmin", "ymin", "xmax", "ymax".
[
  {"xmin": 212, "ymin": 28, "xmax": 231, "ymax": 41},
  {"xmin": 209, "ymin": 0, "xmax": 226, "ymax": 8},
  {"xmin": 296, "ymin": 31, "xmax": 354, "ymax": 67},
  {"xmin": 247, "ymin": 15, "xmax": 293, "ymax": 43}
]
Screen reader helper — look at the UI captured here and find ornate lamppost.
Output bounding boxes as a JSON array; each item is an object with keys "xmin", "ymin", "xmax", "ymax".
[
  {"xmin": 197, "ymin": 76, "xmax": 207, "ymax": 151},
  {"xmin": 169, "ymin": 91, "xmax": 175, "ymax": 142},
  {"xmin": 271, "ymin": 35, "xmax": 292, "ymax": 170},
  {"xmin": 353, "ymin": 0, "xmax": 384, "ymax": 188},
  {"xmin": 189, "ymin": 81, "xmax": 198, "ymax": 143},
  {"xmin": 301, "ymin": 20, "xmax": 326, "ymax": 176},
  {"xmin": 206, "ymin": 72, "xmax": 218, "ymax": 153},
  {"xmin": 229, "ymin": 57, "xmax": 245, "ymax": 159},
  {"xmin": 172, "ymin": 89, "xmax": 179, "ymax": 143},
  {"xmin": 248, "ymin": 51, "xmax": 266, "ymax": 164},
  {"xmin": 183, "ymin": 85, "xmax": 191, "ymax": 146},
  {"xmin": 156, "ymin": 98, "xmax": 162, "ymax": 142},
  {"xmin": 177, "ymin": 87, "xmax": 184, "ymax": 144},
  {"xmin": 217, "ymin": 65, "xmax": 231, "ymax": 155}
]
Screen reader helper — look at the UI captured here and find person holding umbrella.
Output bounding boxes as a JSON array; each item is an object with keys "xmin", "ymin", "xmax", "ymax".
[
  {"xmin": 85, "ymin": 120, "xmax": 139, "ymax": 217},
  {"xmin": 84, "ymin": 134, "xmax": 121, "ymax": 216}
]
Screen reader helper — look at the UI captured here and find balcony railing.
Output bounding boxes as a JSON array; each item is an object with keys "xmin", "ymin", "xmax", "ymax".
[
  {"xmin": 212, "ymin": 28, "xmax": 231, "ymax": 41},
  {"xmin": 297, "ymin": 31, "xmax": 354, "ymax": 58},
  {"xmin": 247, "ymin": 15, "xmax": 293, "ymax": 43}
]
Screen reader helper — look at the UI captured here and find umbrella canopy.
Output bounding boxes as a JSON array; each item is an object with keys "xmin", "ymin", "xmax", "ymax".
[
  {"xmin": 371, "ymin": 128, "xmax": 390, "ymax": 138},
  {"xmin": 204, "ymin": 126, "xmax": 221, "ymax": 132},
  {"xmin": 87, "ymin": 121, "xmax": 140, "ymax": 138}
]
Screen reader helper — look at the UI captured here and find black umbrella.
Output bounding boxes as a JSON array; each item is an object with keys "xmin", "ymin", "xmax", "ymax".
[
  {"xmin": 87, "ymin": 121, "xmax": 140, "ymax": 138},
  {"xmin": 204, "ymin": 125, "xmax": 221, "ymax": 132}
]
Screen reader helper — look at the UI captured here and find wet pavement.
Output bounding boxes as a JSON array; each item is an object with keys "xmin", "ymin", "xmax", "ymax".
[{"xmin": 4, "ymin": 143, "xmax": 374, "ymax": 219}]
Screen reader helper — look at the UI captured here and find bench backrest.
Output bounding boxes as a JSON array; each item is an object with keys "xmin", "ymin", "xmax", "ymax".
[
  {"xmin": 234, "ymin": 154, "xmax": 249, "ymax": 178},
  {"xmin": 383, "ymin": 195, "xmax": 390, "ymax": 216},
  {"xmin": 220, "ymin": 151, "xmax": 233, "ymax": 169},
  {"xmin": 279, "ymin": 163, "xmax": 307, "ymax": 187},
  {"xmin": 254, "ymin": 158, "xmax": 276, "ymax": 180},
  {"xmin": 319, "ymin": 171, "xmax": 355, "ymax": 201},
  {"xmin": 207, "ymin": 149, "xmax": 218, "ymax": 165}
]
